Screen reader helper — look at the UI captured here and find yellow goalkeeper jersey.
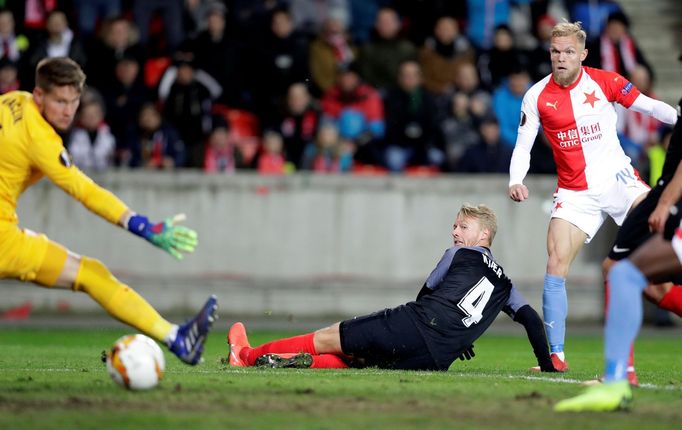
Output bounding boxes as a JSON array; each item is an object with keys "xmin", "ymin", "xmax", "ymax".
[{"xmin": 0, "ymin": 91, "xmax": 128, "ymax": 225}]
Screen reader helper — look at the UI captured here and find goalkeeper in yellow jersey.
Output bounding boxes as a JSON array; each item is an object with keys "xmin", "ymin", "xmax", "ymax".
[{"xmin": 0, "ymin": 57, "xmax": 217, "ymax": 365}]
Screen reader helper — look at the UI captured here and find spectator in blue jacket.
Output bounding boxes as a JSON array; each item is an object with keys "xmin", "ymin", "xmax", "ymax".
[
  {"xmin": 492, "ymin": 67, "xmax": 531, "ymax": 149},
  {"xmin": 466, "ymin": 0, "xmax": 514, "ymax": 51}
]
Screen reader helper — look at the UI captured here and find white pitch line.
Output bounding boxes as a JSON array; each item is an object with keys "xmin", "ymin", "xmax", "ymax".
[
  {"xmin": 449, "ymin": 372, "xmax": 680, "ymax": 391},
  {"xmin": 452, "ymin": 372, "xmax": 587, "ymax": 384}
]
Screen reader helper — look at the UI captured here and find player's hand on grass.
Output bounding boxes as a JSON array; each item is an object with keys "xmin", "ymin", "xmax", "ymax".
[
  {"xmin": 528, "ymin": 363, "xmax": 559, "ymax": 372},
  {"xmin": 127, "ymin": 213, "xmax": 198, "ymax": 260},
  {"xmin": 509, "ymin": 184, "xmax": 529, "ymax": 202},
  {"xmin": 457, "ymin": 345, "xmax": 475, "ymax": 361},
  {"xmin": 540, "ymin": 362, "xmax": 559, "ymax": 372}
]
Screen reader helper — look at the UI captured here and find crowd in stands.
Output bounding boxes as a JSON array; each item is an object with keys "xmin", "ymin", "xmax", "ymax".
[{"xmin": 0, "ymin": 0, "xmax": 671, "ymax": 179}]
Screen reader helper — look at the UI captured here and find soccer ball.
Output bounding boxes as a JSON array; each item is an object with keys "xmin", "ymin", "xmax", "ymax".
[{"xmin": 105, "ymin": 334, "xmax": 165, "ymax": 390}]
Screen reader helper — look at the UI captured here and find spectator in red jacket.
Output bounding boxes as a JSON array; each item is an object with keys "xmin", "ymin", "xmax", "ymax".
[
  {"xmin": 320, "ymin": 62, "xmax": 385, "ymax": 150},
  {"xmin": 258, "ymin": 131, "xmax": 289, "ymax": 175}
]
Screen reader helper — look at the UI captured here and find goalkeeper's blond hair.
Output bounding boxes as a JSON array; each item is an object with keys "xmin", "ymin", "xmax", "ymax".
[{"xmin": 458, "ymin": 203, "xmax": 498, "ymax": 245}]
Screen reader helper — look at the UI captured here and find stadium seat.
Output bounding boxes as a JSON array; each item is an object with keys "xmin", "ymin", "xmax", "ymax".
[
  {"xmin": 404, "ymin": 166, "xmax": 441, "ymax": 177},
  {"xmin": 1, "ymin": 301, "xmax": 32, "ymax": 320},
  {"xmin": 212, "ymin": 105, "xmax": 261, "ymax": 164},
  {"xmin": 351, "ymin": 163, "xmax": 389, "ymax": 176}
]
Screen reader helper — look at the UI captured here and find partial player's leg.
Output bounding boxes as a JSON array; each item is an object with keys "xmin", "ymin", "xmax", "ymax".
[
  {"xmin": 600, "ymin": 185, "xmax": 673, "ymax": 385},
  {"xmin": 604, "ymin": 257, "xmax": 682, "ymax": 316},
  {"xmin": 543, "ymin": 217, "xmax": 588, "ymax": 370},
  {"xmin": 228, "ymin": 306, "xmax": 437, "ymax": 370},
  {"xmin": 650, "ymin": 196, "xmax": 682, "ymax": 314},
  {"xmin": 228, "ymin": 321, "xmax": 322, "ymax": 366},
  {"xmin": 602, "ymin": 184, "xmax": 682, "ymax": 315},
  {"xmin": 339, "ymin": 306, "xmax": 439, "ymax": 370},
  {"xmin": 644, "ymin": 282, "xmax": 682, "ymax": 315},
  {"xmin": 556, "ymin": 233, "xmax": 682, "ymax": 412},
  {"xmin": 600, "ymin": 263, "xmax": 638, "ymax": 386},
  {"xmin": 32, "ymin": 236, "xmax": 217, "ymax": 365},
  {"xmin": 254, "ymin": 352, "xmax": 349, "ymax": 369},
  {"xmin": 227, "ymin": 322, "xmax": 349, "ymax": 368}
]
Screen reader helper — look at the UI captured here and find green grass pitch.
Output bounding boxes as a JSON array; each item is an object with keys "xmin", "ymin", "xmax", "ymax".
[{"xmin": 1, "ymin": 327, "xmax": 681, "ymax": 430}]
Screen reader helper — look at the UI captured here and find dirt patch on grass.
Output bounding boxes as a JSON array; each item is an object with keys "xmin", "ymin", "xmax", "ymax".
[{"xmin": 0, "ymin": 393, "xmax": 448, "ymax": 417}]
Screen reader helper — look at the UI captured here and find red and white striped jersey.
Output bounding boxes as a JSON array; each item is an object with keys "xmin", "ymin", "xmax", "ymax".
[{"xmin": 514, "ymin": 67, "xmax": 640, "ymax": 191}]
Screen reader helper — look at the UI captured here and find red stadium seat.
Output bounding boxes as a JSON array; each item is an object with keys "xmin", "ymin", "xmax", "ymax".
[
  {"xmin": 212, "ymin": 104, "xmax": 261, "ymax": 164},
  {"xmin": 351, "ymin": 163, "xmax": 389, "ymax": 176},
  {"xmin": 404, "ymin": 166, "xmax": 441, "ymax": 177}
]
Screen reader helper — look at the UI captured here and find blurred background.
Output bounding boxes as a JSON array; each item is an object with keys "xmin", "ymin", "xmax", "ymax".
[{"xmin": 0, "ymin": 0, "xmax": 680, "ymax": 328}]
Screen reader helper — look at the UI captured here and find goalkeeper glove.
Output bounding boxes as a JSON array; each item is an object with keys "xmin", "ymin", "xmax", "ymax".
[{"xmin": 127, "ymin": 213, "xmax": 198, "ymax": 260}]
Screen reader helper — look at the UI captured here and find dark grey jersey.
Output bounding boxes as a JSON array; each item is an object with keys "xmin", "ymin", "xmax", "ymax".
[{"xmin": 405, "ymin": 246, "xmax": 515, "ymax": 369}]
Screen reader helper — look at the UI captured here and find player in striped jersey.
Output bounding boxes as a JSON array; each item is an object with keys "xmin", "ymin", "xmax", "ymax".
[
  {"xmin": 556, "ymin": 95, "xmax": 682, "ymax": 410},
  {"xmin": 507, "ymin": 21, "xmax": 677, "ymax": 372}
]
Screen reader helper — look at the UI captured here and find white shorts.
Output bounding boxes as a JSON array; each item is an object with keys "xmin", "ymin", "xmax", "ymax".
[{"xmin": 551, "ymin": 165, "xmax": 649, "ymax": 243}]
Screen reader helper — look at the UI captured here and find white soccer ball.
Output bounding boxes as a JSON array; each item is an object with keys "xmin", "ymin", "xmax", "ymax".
[{"xmin": 105, "ymin": 334, "xmax": 165, "ymax": 390}]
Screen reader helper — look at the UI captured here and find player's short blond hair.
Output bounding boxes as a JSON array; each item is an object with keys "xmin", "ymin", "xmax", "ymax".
[
  {"xmin": 551, "ymin": 21, "xmax": 587, "ymax": 47},
  {"xmin": 35, "ymin": 57, "xmax": 86, "ymax": 93},
  {"xmin": 458, "ymin": 203, "xmax": 498, "ymax": 245}
]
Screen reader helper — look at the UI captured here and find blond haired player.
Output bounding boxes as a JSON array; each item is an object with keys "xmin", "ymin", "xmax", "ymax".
[
  {"xmin": 0, "ymin": 57, "xmax": 217, "ymax": 364},
  {"xmin": 508, "ymin": 21, "xmax": 677, "ymax": 375}
]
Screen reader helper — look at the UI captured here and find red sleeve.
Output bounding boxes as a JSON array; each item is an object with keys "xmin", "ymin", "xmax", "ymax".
[{"xmin": 585, "ymin": 67, "xmax": 640, "ymax": 108}]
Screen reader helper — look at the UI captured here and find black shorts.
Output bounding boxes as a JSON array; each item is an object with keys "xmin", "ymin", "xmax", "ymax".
[
  {"xmin": 663, "ymin": 199, "xmax": 682, "ymax": 242},
  {"xmin": 609, "ymin": 183, "xmax": 682, "ymax": 283},
  {"xmin": 339, "ymin": 305, "xmax": 439, "ymax": 371},
  {"xmin": 608, "ymin": 184, "xmax": 664, "ymax": 261}
]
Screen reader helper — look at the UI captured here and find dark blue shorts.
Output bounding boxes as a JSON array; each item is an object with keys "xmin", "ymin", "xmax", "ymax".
[
  {"xmin": 610, "ymin": 184, "xmax": 682, "ymax": 249},
  {"xmin": 663, "ymin": 199, "xmax": 682, "ymax": 242},
  {"xmin": 608, "ymin": 183, "xmax": 682, "ymax": 284},
  {"xmin": 339, "ymin": 305, "xmax": 440, "ymax": 370},
  {"xmin": 609, "ymin": 183, "xmax": 664, "ymax": 261}
]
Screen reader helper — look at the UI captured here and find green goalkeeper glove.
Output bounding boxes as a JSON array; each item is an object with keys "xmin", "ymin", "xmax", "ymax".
[{"xmin": 127, "ymin": 213, "xmax": 198, "ymax": 260}]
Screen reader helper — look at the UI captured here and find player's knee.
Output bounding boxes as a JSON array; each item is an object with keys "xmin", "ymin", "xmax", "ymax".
[
  {"xmin": 546, "ymin": 254, "xmax": 569, "ymax": 277},
  {"xmin": 73, "ymin": 256, "xmax": 112, "ymax": 292},
  {"xmin": 314, "ymin": 324, "xmax": 342, "ymax": 354}
]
